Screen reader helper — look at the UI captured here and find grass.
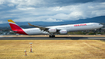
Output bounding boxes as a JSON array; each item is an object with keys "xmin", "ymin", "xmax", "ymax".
[{"xmin": 0, "ymin": 40, "xmax": 105, "ymax": 59}]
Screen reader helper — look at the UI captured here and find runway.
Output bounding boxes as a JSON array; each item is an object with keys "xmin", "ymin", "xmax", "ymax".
[
  {"xmin": 0, "ymin": 35, "xmax": 105, "ymax": 40},
  {"xmin": 0, "ymin": 36, "xmax": 105, "ymax": 40}
]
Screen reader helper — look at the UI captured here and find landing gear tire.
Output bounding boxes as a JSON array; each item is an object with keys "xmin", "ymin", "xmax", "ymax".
[{"xmin": 49, "ymin": 35, "xmax": 55, "ymax": 38}]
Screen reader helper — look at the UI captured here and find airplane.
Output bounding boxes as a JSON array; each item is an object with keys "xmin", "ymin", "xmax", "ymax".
[{"xmin": 8, "ymin": 19, "xmax": 103, "ymax": 38}]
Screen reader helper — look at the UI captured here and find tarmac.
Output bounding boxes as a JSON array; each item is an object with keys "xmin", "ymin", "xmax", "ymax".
[{"xmin": 0, "ymin": 35, "xmax": 105, "ymax": 40}]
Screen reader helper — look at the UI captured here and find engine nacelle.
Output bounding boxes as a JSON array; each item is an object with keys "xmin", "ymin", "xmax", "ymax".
[
  {"xmin": 59, "ymin": 30, "xmax": 67, "ymax": 34},
  {"xmin": 48, "ymin": 28, "xmax": 57, "ymax": 33}
]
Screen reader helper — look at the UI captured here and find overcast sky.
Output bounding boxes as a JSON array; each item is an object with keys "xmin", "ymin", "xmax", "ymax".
[{"xmin": 0, "ymin": 0, "xmax": 105, "ymax": 24}]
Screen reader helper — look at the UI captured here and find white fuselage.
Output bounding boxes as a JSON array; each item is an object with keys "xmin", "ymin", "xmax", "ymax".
[{"xmin": 23, "ymin": 23, "xmax": 103, "ymax": 35}]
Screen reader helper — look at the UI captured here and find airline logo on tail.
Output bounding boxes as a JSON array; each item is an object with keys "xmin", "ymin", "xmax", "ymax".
[
  {"xmin": 8, "ymin": 19, "xmax": 28, "ymax": 35},
  {"xmin": 8, "ymin": 20, "xmax": 16, "ymax": 24}
]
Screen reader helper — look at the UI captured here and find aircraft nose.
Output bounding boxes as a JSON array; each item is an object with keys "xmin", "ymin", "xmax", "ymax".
[
  {"xmin": 100, "ymin": 24, "xmax": 104, "ymax": 27},
  {"xmin": 102, "ymin": 25, "xmax": 104, "ymax": 27},
  {"xmin": 99, "ymin": 23, "xmax": 104, "ymax": 27}
]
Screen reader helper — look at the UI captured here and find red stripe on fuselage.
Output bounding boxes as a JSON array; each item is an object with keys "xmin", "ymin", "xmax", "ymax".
[{"xmin": 9, "ymin": 23, "xmax": 28, "ymax": 35}]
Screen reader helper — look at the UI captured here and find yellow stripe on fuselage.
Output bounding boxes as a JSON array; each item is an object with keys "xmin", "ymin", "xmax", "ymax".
[{"xmin": 8, "ymin": 19, "xmax": 16, "ymax": 23}]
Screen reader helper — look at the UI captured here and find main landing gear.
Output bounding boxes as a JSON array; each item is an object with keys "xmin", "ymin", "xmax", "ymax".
[{"xmin": 49, "ymin": 35, "xmax": 55, "ymax": 38}]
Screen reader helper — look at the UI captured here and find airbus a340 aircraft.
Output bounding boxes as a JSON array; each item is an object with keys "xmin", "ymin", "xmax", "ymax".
[{"xmin": 8, "ymin": 19, "xmax": 103, "ymax": 37}]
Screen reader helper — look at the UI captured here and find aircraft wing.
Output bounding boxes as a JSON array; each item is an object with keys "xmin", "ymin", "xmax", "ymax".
[
  {"xmin": 28, "ymin": 23, "xmax": 61, "ymax": 34},
  {"xmin": 28, "ymin": 23, "xmax": 49, "ymax": 31}
]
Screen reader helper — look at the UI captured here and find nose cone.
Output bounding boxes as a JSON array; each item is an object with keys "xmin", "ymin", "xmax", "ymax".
[
  {"xmin": 101, "ymin": 25, "xmax": 104, "ymax": 27},
  {"xmin": 99, "ymin": 23, "xmax": 104, "ymax": 28},
  {"xmin": 100, "ymin": 24, "xmax": 104, "ymax": 28}
]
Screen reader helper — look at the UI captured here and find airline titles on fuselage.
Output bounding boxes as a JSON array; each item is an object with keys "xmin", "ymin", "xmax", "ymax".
[{"xmin": 74, "ymin": 24, "xmax": 87, "ymax": 27}]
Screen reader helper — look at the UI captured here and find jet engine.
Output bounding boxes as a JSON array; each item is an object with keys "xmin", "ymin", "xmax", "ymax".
[
  {"xmin": 48, "ymin": 28, "xmax": 57, "ymax": 33},
  {"xmin": 59, "ymin": 30, "xmax": 67, "ymax": 34}
]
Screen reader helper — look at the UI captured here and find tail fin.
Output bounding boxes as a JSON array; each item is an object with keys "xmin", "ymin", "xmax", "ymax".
[
  {"xmin": 8, "ymin": 19, "xmax": 22, "ymax": 31},
  {"xmin": 8, "ymin": 19, "xmax": 27, "ymax": 35}
]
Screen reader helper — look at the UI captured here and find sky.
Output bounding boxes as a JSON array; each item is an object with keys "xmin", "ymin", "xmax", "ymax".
[{"xmin": 0, "ymin": 0, "xmax": 105, "ymax": 24}]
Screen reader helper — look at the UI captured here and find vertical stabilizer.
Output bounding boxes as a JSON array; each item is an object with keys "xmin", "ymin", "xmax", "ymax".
[
  {"xmin": 8, "ymin": 19, "xmax": 27, "ymax": 35},
  {"xmin": 8, "ymin": 19, "xmax": 22, "ymax": 31}
]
